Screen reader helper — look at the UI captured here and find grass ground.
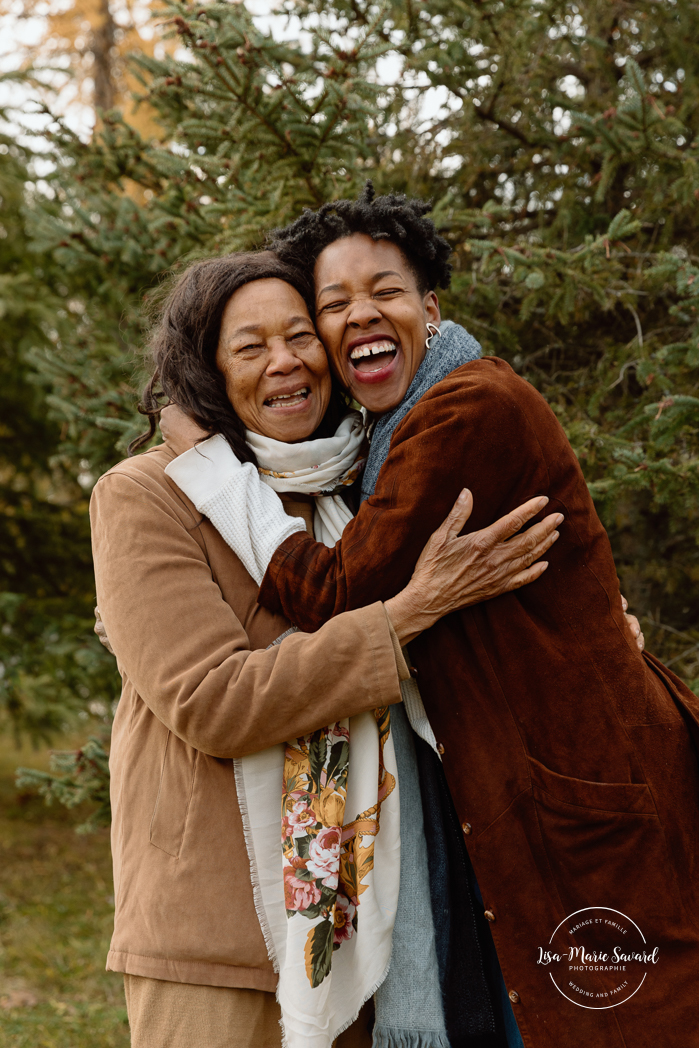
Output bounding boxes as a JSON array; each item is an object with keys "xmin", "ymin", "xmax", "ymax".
[{"xmin": 0, "ymin": 735, "xmax": 128, "ymax": 1048}]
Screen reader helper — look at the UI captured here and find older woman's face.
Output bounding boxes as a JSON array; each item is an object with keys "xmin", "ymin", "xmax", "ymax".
[
  {"xmin": 313, "ymin": 234, "xmax": 441, "ymax": 414},
  {"xmin": 216, "ymin": 278, "xmax": 331, "ymax": 442}
]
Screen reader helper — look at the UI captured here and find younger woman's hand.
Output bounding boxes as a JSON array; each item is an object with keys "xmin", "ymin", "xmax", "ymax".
[
  {"xmin": 94, "ymin": 607, "xmax": 115, "ymax": 656},
  {"xmin": 160, "ymin": 404, "xmax": 211, "ymax": 457},
  {"xmin": 621, "ymin": 595, "xmax": 645, "ymax": 652},
  {"xmin": 386, "ymin": 490, "xmax": 561, "ymax": 645}
]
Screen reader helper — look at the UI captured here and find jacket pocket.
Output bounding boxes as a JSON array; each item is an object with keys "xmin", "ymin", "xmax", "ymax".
[
  {"xmin": 528, "ymin": 755, "xmax": 656, "ymax": 815},
  {"xmin": 529, "ymin": 756, "xmax": 681, "ymax": 920},
  {"xmin": 149, "ymin": 731, "xmax": 199, "ymax": 858}
]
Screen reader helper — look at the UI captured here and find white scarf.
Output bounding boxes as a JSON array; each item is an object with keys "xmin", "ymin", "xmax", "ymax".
[
  {"xmin": 245, "ymin": 412, "xmax": 365, "ymax": 548},
  {"xmin": 243, "ymin": 414, "xmax": 401, "ymax": 1047}
]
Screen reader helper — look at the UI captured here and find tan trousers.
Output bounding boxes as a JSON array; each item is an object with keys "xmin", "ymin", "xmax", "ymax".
[{"xmin": 124, "ymin": 975, "xmax": 374, "ymax": 1048}]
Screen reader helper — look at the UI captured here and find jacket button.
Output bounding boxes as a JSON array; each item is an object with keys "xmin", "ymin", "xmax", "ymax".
[
  {"xmin": 484, "ymin": 909, "xmax": 496, "ymax": 922},
  {"xmin": 409, "ymin": 666, "xmax": 418, "ymax": 678},
  {"xmin": 437, "ymin": 742, "xmax": 445, "ymax": 754},
  {"xmin": 509, "ymin": 991, "xmax": 519, "ymax": 1004},
  {"xmin": 461, "ymin": 822, "xmax": 472, "ymax": 836}
]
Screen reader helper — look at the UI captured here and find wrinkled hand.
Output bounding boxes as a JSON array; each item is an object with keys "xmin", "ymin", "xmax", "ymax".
[
  {"xmin": 386, "ymin": 490, "xmax": 562, "ymax": 645},
  {"xmin": 621, "ymin": 595, "xmax": 645, "ymax": 652},
  {"xmin": 160, "ymin": 404, "xmax": 211, "ymax": 457},
  {"xmin": 94, "ymin": 607, "xmax": 115, "ymax": 656},
  {"xmin": 411, "ymin": 489, "xmax": 561, "ymax": 615}
]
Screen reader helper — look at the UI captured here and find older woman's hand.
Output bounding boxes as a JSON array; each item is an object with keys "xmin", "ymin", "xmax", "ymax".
[
  {"xmin": 160, "ymin": 404, "xmax": 211, "ymax": 457},
  {"xmin": 385, "ymin": 490, "xmax": 561, "ymax": 645}
]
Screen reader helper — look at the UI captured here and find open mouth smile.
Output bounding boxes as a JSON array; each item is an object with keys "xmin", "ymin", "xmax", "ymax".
[
  {"xmin": 264, "ymin": 387, "xmax": 310, "ymax": 409},
  {"xmin": 348, "ymin": 338, "xmax": 399, "ymax": 376}
]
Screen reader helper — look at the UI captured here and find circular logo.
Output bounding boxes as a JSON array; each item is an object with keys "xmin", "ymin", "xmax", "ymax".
[{"xmin": 537, "ymin": 907, "xmax": 659, "ymax": 1009}]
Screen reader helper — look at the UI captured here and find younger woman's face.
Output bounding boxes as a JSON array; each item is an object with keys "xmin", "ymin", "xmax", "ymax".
[
  {"xmin": 313, "ymin": 234, "xmax": 441, "ymax": 415},
  {"xmin": 216, "ymin": 278, "xmax": 332, "ymax": 443}
]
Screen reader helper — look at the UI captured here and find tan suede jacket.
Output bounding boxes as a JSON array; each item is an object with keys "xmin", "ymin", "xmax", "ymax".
[{"xmin": 90, "ymin": 443, "xmax": 406, "ymax": 991}]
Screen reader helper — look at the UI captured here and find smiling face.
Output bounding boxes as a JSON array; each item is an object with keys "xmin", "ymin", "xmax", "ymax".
[
  {"xmin": 216, "ymin": 278, "xmax": 332, "ymax": 442},
  {"xmin": 313, "ymin": 234, "xmax": 441, "ymax": 414}
]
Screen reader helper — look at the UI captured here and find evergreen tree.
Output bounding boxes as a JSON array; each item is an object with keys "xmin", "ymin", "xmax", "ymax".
[
  {"xmin": 396, "ymin": 0, "xmax": 699, "ymax": 680},
  {"xmin": 10, "ymin": 0, "xmax": 699, "ymax": 815},
  {"xmin": 0, "ymin": 133, "xmax": 118, "ymax": 744}
]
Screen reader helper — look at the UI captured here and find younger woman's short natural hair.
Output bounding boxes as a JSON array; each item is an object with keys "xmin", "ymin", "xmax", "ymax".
[
  {"xmin": 130, "ymin": 251, "xmax": 344, "ymax": 459},
  {"xmin": 268, "ymin": 181, "xmax": 453, "ymax": 294}
]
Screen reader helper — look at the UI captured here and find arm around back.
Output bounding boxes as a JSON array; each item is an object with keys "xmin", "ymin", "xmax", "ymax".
[
  {"xmin": 90, "ymin": 460, "xmax": 403, "ymax": 758},
  {"xmin": 259, "ymin": 358, "xmax": 552, "ymax": 631}
]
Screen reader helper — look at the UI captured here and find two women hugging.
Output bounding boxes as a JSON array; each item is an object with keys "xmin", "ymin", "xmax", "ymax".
[{"xmin": 93, "ymin": 183, "xmax": 696, "ymax": 1048}]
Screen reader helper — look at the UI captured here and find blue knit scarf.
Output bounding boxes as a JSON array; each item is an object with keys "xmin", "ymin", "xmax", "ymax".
[
  {"xmin": 361, "ymin": 320, "xmax": 482, "ymax": 501},
  {"xmin": 366, "ymin": 322, "xmax": 482, "ymax": 1048}
]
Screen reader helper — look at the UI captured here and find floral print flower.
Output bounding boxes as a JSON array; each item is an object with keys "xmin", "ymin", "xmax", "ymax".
[
  {"xmin": 333, "ymin": 893, "xmax": 357, "ymax": 945},
  {"xmin": 307, "ymin": 826, "xmax": 341, "ymax": 889},
  {"xmin": 312, "ymin": 786, "xmax": 345, "ymax": 828},
  {"xmin": 328, "ymin": 723, "xmax": 350, "ymax": 743},
  {"xmin": 283, "ymin": 796, "xmax": 317, "ymax": 837},
  {"xmin": 284, "ymin": 867, "xmax": 322, "ymax": 911}
]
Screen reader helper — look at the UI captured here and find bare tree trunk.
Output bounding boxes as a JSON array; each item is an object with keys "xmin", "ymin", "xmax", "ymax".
[{"xmin": 92, "ymin": 0, "xmax": 116, "ymax": 113}]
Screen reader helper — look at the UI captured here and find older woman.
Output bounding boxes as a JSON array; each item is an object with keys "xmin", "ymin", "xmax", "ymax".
[
  {"xmin": 93, "ymin": 250, "xmax": 561, "ymax": 1048},
  {"xmin": 166, "ymin": 186, "xmax": 699, "ymax": 1048}
]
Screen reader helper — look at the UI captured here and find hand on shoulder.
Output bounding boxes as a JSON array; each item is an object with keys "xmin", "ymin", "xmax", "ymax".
[{"xmin": 160, "ymin": 404, "xmax": 211, "ymax": 456}]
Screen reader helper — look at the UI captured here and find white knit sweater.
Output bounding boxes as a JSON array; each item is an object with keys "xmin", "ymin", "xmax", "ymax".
[{"xmin": 164, "ymin": 434, "xmax": 305, "ymax": 585}]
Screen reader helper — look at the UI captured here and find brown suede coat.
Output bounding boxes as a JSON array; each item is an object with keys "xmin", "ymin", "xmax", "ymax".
[
  {"xmin": 259, "ymin": 357, "xmax": 699, "ymax": 1048},
  {"xmin": 90, "ymin": 443, "xmax": 405, "ymax": 992}
]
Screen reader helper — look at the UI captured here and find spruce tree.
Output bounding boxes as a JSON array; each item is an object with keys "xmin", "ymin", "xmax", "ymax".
[
  {"xmin": 0, "ymin": 133, "xmax": 118, "ymax": 745},
  {"xmin": 396, "ymin": 0, "xmax": 699, "ymax": 680}
]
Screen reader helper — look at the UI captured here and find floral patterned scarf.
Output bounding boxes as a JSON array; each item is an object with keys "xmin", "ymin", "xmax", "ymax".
[{"xmin": 231, "ymin": 416, "xmax": 402, "ymax": 1048}]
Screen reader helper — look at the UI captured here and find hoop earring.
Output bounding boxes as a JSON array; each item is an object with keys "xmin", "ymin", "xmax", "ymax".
[{"xmin": 425, "ymin": 322, "xmax": 441, "ymax": 351}]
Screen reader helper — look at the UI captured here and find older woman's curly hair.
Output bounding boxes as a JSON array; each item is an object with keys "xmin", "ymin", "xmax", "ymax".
[
  {"xmin": 268, "ymin": 181, "xmax": 453, "ymax": 294},
  {"xmin": 129, "ymin": 251, "xmax": 346, "ymax": 458}
]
